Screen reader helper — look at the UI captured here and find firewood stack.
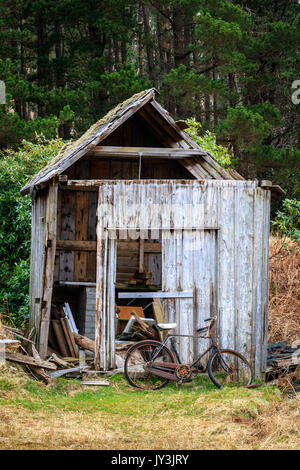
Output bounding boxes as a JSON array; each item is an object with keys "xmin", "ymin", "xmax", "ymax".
[
  {"xmin": 266, "ymin": 341, "xmax": 300, "ymax": 393},
  {"xmin": 129, "ymin": 271, "xmax": 153, "ymax": 286}
]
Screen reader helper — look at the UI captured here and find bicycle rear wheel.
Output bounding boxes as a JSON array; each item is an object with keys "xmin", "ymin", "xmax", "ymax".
[
  {"xmin": 124, "ymin": 340, "xmax": 176, "ymax": 390},
  {"xmin": 208, "ymin": 349, "xmax": 252, "ymax": 388}
]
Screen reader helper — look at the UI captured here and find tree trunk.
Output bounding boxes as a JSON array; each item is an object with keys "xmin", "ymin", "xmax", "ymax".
[
  {"xmin": 137, "ymin": 3, "xmax": 144, "ymax": 76},
  {"xmin": 142, "ymin": 4, "xmax": 156, "ymax": 86}
]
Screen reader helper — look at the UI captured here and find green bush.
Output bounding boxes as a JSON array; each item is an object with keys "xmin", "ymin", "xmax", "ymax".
[
  {"xmin": 271, "ymin": 198, "xmax": 300, "ymax": 245},
  {"xmin": 185, "ymin": 118, "xmax": 232, "ymax": 168},
  {"xmin": 0, "ymin": 138, "xmax": 64, "ymax": 326}
]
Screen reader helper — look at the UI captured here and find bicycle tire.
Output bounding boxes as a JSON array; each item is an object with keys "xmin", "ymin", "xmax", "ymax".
[
  {"xmin": 124, "ymin": 340, "xmax": 176, "ymax": 390},
  {"xmin": 208, "ymin": 348, "xmax": 253, "ymax": 389}
]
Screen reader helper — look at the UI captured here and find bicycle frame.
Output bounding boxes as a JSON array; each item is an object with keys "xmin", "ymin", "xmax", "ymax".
[
  {"xmin": 150, "ymin": 326, "xmax": 219, "ymax": 369},
  {"xmin": 124, "ymin": 316, "xmax": 253, "ymax": 388}
]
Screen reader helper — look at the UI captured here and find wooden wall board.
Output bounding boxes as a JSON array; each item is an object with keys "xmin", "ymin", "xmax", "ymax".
[
  {"xmin": 74, "ymin": 191, "xmax": 89, "ymax": 281},
  {"xmin": 38, "ymin": 184, "xmax": 58, "ymax": 358},
  {"xmin": 90, "ymin": 160, "xmax": 110, "ymax": 179},
  {"xmin": 29, "ymin": 189, "xmax": 48, "ymax": 340},
  {"xmin": 59, "ymin": 190, "xmax": 75, "ymax": 281}
]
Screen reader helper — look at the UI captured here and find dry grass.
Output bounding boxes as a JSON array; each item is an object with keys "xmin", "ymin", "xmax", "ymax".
[
  {"xmin": 0, "ymin": 365, "xmax": 299, "ymax": 450},
  {"xmin": 268, "ymin": 236, "xmax": 300, "ymax": 344},
  {"xmin": 0, "ymin": 234, "xmax": 299, "ymax": 450}
]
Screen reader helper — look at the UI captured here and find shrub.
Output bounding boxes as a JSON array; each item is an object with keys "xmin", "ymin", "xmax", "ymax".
[
  {"xmin": 0, "ymin": 138, "xmax": 64, "ymax": 326},
  {"xmin": 185, "ymin": 118, "xmax": 232, "ymax": 168},
  {"xmin": 271, "ymin": 198, "xmax": 300, "ymax": 245}
]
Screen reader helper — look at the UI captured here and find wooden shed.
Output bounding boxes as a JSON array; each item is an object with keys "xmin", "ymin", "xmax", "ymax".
[{"xmin": 21, "ymin": 88, "xmax": 275, "ymax": 376}]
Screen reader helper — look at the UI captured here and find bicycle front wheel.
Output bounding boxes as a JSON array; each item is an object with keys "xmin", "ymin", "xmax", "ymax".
[
  {"xmin": 208, "ymin": 349, "xmax": 252, "ymax": 388},
  {"xmin": 124, "ymin": 340, "xmax": 176, "ymax": 390}
]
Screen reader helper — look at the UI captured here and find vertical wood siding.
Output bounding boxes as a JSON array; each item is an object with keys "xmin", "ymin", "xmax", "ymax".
[
  {"xmin": 95, "ymin": 186, "xmax": 117, "ymax": 370},
  {"xmin": 95, "ymin": 180, "xmax": 269, "ymax": 376},
  {"xmin": 38, "ymin": 184, "xmax": 58, "ymax": 358},
  {"xmin": 29, "ymin": 191, "xmax": 48, "ymax": 340}
]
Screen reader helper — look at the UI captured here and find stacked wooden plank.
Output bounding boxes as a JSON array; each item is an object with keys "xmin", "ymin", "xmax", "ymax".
[
  {"xmin": 129, "ymin": 271, "xmax": 153, "ymax": 286},
  {"xmin": 267, "ymin": 341, "xmax": 300, "ymax": 392},
  {"xmin": 0, "ymin": 319, "xmax": 57, "ymax": 384},
  {"xmin": 49, "ymin": 303, "xmax": 79, "ymax": 358},
  {"xmin": 0, "ymin": 315, "xmax": 108, "ymax": 384}
]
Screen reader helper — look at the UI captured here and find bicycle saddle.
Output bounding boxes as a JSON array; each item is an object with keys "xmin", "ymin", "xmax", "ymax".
[{"xmin": 157, "ymin": 323, "xmax": 177, "ymax": 330}]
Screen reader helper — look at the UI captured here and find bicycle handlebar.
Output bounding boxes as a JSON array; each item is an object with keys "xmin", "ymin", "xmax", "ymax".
[{"xmin": 196, "ymin": 316, "xmax": 216, "ymax": 333}]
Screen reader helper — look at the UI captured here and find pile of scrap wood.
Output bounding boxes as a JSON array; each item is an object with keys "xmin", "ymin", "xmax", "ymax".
[
  {"xmin": 0, "ymin": 308, "xmax": 98, "ymax": 384},
  {"xmin": 266, "ymin": 341, "xmax": 300, "ymax": 393},
  {"xmin": 49, "ymin": 303, "xmax": 79, "ymax": 358},
  {"xmin": 0, "ymin": 317, "xmax": 57, "ymax": 384},
  {"xmin": 117, "ymin": 300, "xmax": 164, "ymax": 342},
  {"xmin": 129, "ymin": 271, "xmax": 153, "ymax": 286},
  {"xmin": 117, "ymin": 310, "xmax": 160, "ymax": 342},
  {"xmin": 130, "ymin": 311, "xmax": 159, "ymax": 341},
  {"xmin": 0, "ymin": 299, "xmax": 166, "ymax": 384},
  {"xmin": 0, "ymin": 310, "xmax": 131, "ymax": 384}
]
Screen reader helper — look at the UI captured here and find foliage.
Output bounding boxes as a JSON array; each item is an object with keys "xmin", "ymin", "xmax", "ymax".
[
  {"xmin": 185, "ymin": 118, "xmax": 232, "ymax": 168},
  {"xmin": 160, "ymin": 1, "xmax": 300, "ymax": 194},
  {"xmin": 0, "ymin": 138, "xmax": 64, "ymax": 325},
  {"xmin": 0, "ymin": 0, "xmax": 299, "ymax": 326},
  {"xmin": 271, "ymin": 199, "xmax": 300, "ymax": 245}
]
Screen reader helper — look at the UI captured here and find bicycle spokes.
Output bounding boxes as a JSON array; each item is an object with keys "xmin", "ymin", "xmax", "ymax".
[{"xmin": 209, "ymin": 350, "xmax": 252, "ymax": 387}]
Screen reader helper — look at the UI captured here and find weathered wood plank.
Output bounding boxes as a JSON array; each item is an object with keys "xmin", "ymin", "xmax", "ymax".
[
  {"xmin": 86, "ymin": 191, "xmax": 98, "ymax": 281},
  {"xmin": 89, "ymin": 146, "xmax": 207, "ymax": 159},
  {"xmin": 74, "ymin": 191, "xmax": 89, "ymax": 281},
  {"xmin": 6, "ymin": 352, "xmax": 57, "ymax": 370},
  {"xmin": 56, "ymin": 240, "xmax": 96, "ymax": 251},
  {"xmin": 59, "ymin": 190, "xmax": 75, "ymax": 281},
  {"xmin": 118, "ymin": 291, "xmax": 193, "ymax": 299},
  {"xmin": 29, "ymin": 191, "xmax": 47, "ymax": 341},
  {"xmin": 38, "ymin": 184, "xmax": 58, "ymax": 358}
]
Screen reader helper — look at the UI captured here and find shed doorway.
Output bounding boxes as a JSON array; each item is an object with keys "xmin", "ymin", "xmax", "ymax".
[{"xmin": 115, "ymin": 231, "xmax": 162, "ymax": 340}]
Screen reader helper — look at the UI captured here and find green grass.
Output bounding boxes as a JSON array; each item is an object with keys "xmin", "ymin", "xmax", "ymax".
[
  {"xmin": 0, "ymin": 367, "xmax": 299, "ymax": 450},
  {"xmin": 0, "ymin": 371, "xmax": 270, "ymax": 414}
]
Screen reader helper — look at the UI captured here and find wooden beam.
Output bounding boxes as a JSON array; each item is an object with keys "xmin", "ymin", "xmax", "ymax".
[
  {"xmin": 56, "ymin": 239, "xmax": 161, "ymax": 253},
  {"xmin": 6, "ymin": 352, "xmax": 57, "ymax": 370},
  {"xmin": 58, "ymin": 281, "xmax": 96, "ymax": 286},
  {"xmin": 139, "ymin": 238, "xmax": 145, "ymax": 273},
  {"xmin": 88, "ymin": 146, "xmax": 207, "ymax": 159},
  {"xmin": 56, "ymin": 240, "xmax": 97, "ymax": 251},
  {"xmin": 118, "ymin": 291, "xmax": 193, "ymax": 299},
  {"xmin": 138, "ymin": 107, "xmax": 177, "ymax": 147},
  {"xmin": 143, "ymin": 102, "xmax": 183, "ymax": 143},
  {"xmin": 63, "ymin": 180, "xmax": 208, "ymax": 191}
]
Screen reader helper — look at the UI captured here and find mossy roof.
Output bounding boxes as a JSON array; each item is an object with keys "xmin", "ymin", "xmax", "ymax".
[{"xmin": 21, "ymin": 88, "xmax": 157, "ymax": 195}]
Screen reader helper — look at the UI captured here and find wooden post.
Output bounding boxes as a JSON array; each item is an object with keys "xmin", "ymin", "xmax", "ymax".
[
  {"xmin": 95, "ymin": 186, "xmax": 105, "ymax": 370},
  {"xmin": 38, "ymin": 183, "xmax": 58, "ymax": 358},
  {"xmin": 139, "ymin": 238, "xmax": 145, "ymax": 273},
  {"xmin": 95, "ymin": 186, "xmax": 117, "ymax": 370}
]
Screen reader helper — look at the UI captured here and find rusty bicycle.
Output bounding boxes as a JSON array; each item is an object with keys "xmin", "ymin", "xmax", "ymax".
[{"xmin": 124, "ymin": 317, "xmax": 253, "ymax": 390}]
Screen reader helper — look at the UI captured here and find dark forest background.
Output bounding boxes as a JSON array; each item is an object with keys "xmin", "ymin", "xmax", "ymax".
[{"xmin": 0, "ymin": 0, "xmax": 299, "ymax": 324}]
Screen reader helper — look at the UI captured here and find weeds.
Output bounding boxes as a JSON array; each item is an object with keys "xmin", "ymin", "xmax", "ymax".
[
  {"xmin": 0, "ymin": 366, "xmax": 299, "ymax": 450},
  {"xmin": 268, "ymin": 236, "xmax": 300, "ymax": 344}
]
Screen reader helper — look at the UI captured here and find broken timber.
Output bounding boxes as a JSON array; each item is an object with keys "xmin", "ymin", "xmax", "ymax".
[{"xmin": 5, "ymin": 352, "xmax": 57, "ymax": 370}]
